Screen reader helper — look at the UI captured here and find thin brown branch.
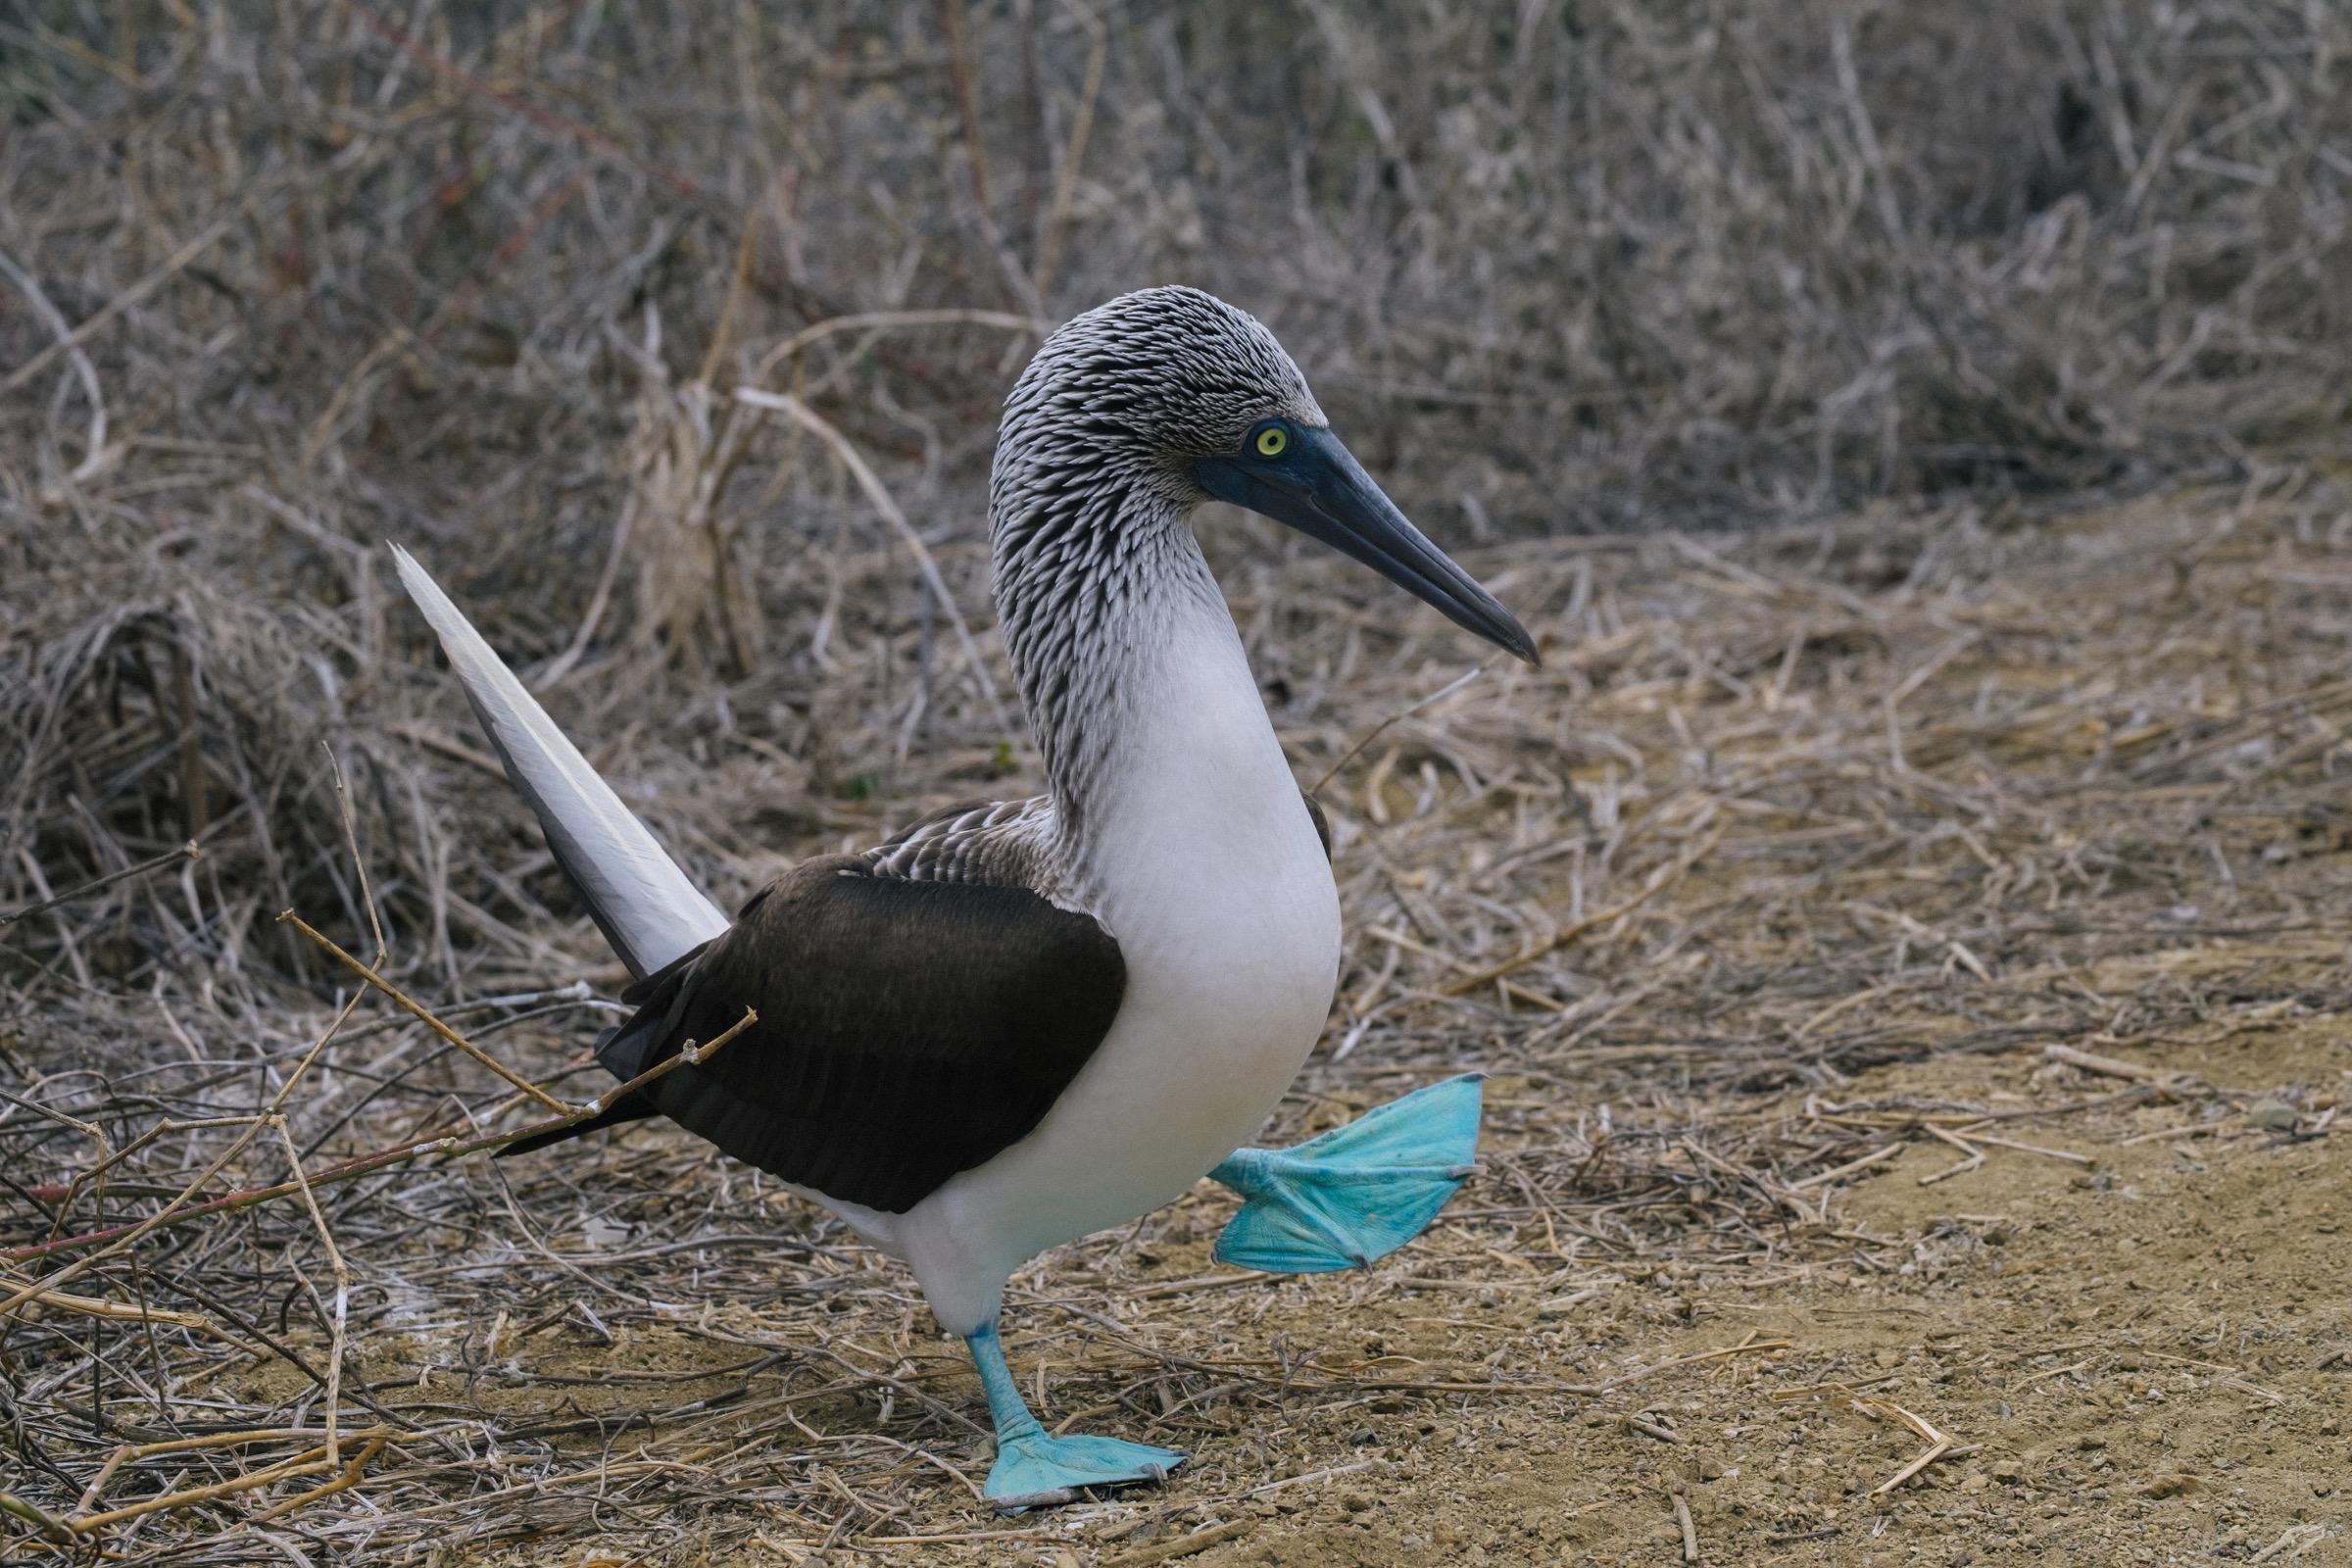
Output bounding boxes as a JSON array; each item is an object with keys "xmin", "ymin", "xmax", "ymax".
[{"xmin": 277, "ymin": 910, "xmax": 569, "ymax": 1112}]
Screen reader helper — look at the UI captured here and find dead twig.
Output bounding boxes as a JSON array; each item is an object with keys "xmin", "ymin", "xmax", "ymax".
[
  {"xmin": 1853, "ymin": 1397, "xmax": 1956, "ymax": 1495},
  {"xmin": 278, "ymin": 910, "xmax": 570, "ymax": 1112},
  {"xmin": 0, "ymin": 841, "xmax": 196, "ymax": 929},
  {"xmin": 68, "ymin": 1427, "xmax": 391, "ymax": 1534}
]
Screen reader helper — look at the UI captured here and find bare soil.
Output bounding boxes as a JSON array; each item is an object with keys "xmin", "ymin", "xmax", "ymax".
[{"xmin": 1166, "ymin": 1025, "xmax": 2350, "ymax": 1568}]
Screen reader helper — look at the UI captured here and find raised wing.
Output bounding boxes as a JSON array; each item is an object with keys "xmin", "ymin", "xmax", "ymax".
[{"xmin": 543, "ymin": 853, "xmax": 1126, "ymax": 1213}]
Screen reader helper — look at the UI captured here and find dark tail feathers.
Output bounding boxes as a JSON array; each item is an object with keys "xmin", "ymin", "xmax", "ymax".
[
  {"xmin": 496, "ymin": 1092, "xmax": 661, "ymax": 1158},
  {"xmin": 495, "ymin": 943, "xmax": 711, "ymax": 1160}
]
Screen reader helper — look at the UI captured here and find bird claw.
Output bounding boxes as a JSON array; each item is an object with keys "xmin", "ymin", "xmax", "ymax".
[{"xmin": 1208, "ymin": 1074, "xmax": 1484, "ymax": 1273}]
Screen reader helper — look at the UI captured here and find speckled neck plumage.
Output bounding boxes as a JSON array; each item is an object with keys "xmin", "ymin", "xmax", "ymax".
[{"xmin": 994, "ymin": 496, "xmax": 1219, "ymax": 856}]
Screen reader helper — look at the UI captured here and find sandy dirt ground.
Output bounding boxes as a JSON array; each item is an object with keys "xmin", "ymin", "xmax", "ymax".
[
  {"xmin": 1119, "ymin": 1026, "xmax": 2350, "ymax": 1568},
  {"xmin": 332, "ymin": 1011, "xmax": 2341, "ymax": 1568}
]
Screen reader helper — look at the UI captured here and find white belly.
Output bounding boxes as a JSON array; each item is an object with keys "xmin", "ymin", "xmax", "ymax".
[{"xmin": 879, "ymin": 609, "xmax": 1342, "ymax": 1332}]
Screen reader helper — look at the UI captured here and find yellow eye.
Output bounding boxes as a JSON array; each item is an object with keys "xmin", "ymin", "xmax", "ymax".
[{"xmin": 1254, "ymin": 426, "xmax": 1288, "ymax": 458}]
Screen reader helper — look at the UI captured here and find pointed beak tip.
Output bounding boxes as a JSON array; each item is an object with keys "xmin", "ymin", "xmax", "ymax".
[{"xmin": 1484, "ymin": 612, "xmax": 1541, "ymax": 668}]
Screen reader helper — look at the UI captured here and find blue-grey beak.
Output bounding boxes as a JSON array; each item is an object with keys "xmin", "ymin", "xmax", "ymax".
[{"xmin": 1195, "ymin": 424, "xmax": 1539, "ymax": 665}]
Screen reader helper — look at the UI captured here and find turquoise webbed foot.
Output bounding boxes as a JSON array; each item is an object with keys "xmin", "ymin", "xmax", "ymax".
[
  {"xmin": 1208, "ymin": 1073, "xmax": 1483, "ymax": 1273},
  {"xmin": 967, "ymin": 1325, "xmax": 1182, "ymax": 1506}
]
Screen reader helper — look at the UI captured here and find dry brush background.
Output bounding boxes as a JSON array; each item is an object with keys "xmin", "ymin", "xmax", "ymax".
[{"xmin": 2, "ymin": 1, "xmax": 2351, "ymax": 1563}]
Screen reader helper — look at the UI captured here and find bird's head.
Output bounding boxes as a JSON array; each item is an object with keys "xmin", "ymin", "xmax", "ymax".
[{"xmin": 997, "ymin": 286, "xmax": 1538, "ymax": 665}]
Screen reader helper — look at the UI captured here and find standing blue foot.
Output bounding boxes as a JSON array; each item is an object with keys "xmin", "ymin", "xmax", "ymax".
[
  {"xmin": 966, "ymin": 1324, "xmax": 1183, "ymax": 1506},
  {"xmin": 1208, "ymin": 1074, "xmax": 1483, "ymax": 1273}
]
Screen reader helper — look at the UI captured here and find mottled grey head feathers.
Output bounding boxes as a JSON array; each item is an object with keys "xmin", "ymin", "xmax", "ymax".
[{"xmin": 995, "ymin": 288, "xmax": 1323, "ymax": 522}]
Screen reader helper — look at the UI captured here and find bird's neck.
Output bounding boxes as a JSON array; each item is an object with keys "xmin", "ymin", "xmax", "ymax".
[{"xmin": 993, "ymin": 493, "xmax": 1275, "ymax": 874}]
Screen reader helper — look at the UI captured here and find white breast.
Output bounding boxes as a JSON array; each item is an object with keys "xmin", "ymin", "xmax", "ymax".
[{"xmin": 890, "ymin": 595, "xmax": 1342, "ymax": 1331}]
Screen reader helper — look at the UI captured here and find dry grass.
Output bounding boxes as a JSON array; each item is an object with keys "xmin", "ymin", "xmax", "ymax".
[
  {"xmin": 6, "ymin": 466, "xmax": 2352, "ymax": 1563},
  {"xmin": 5, "ymin": 2, "xmax": 2352, "ymax": 1563}
]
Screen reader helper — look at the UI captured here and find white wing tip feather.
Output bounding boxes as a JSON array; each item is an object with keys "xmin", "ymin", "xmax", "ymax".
[{"xmin": 388, "ymin": 543, "xmax": 730, "ymax": 976}]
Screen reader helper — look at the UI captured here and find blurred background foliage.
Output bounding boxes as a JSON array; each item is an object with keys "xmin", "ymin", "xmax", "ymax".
[{"xmin": 3, "ymin": 0, "xmax": 2346, "ymax": 537}]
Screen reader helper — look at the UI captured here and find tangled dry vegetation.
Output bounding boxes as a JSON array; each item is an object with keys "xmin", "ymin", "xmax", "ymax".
[
  {"xmin": 6, "ymin": 473, "xmax": 2352, "ymax": 1564},
  {"xmin": 4, "ymin": 1, "xmax": 2352, "ymax": 1564}
]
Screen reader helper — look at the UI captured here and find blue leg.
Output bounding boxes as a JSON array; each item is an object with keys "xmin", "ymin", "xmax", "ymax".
[
  {"xmin": 1208, "ymin": 1074, "xmax": 1483, "ymax": 1273},
  {"xmin": 967, "ymin": 1324, "xmax": 1183, "ymax": 1505}
]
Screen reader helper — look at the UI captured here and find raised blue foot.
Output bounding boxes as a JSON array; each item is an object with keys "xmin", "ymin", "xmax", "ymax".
[
  {"xmin": 967, "ymin": 1325, "xmax": 1183, "ymax": 1507},
  {"xmin": 1208, "ymin": 1074, "xmax": 1483, "ymax": 1273}
]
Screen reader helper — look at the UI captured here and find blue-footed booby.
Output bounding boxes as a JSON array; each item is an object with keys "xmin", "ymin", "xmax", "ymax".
[{"xmin": 393, "ymin": 285, "xmax": 1535, "ymax": 1504}]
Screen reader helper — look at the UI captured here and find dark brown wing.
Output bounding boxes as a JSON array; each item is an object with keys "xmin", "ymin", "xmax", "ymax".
[{"xmin": 509, "ymin": 855, "xmax": 1125, "ymax": 1213}]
